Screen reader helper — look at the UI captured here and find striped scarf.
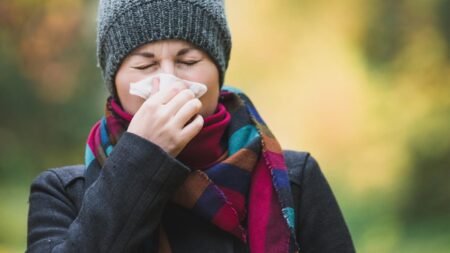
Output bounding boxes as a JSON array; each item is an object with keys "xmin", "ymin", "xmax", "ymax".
[{"xmin": 85, "ymin": 87, "xmax": 299, "ymax": 252}]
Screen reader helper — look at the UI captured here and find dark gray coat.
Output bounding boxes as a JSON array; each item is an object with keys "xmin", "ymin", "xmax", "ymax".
[{"xmin": 26, "ymin": 132, "xmax": 355, "ymax": 252}]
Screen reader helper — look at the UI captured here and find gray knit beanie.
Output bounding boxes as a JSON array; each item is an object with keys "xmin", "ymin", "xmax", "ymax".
[{"xmin": 96, "ymin": 0, "xmax": 232, "ymax": 97}]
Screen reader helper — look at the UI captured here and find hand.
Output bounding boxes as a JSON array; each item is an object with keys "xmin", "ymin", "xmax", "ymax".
[{"xmin": 127, "ymin": 77, "xmax": 204, "ymax": 157}]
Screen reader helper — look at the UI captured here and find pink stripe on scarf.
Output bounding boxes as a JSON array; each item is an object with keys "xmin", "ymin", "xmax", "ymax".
[
  {"xmin": 248, "ymin": 158, "xmax": 273, "ymax": 253},
  {"xmin": 106, "ymin": 116, "xmax": 125, "ymax": 141},
  {"xmin": 110, "ymin": 99, "xmax": 133, "ymax": 121},
  {"xmin": 265, "ymin": 150, "xmax": 288, "ymax": 170},
  {"xmin": 87, "ymin": 120, "xmax": 101, "ymax": 157},
  {"xmin": 94, "ymin": 123, "xmax": 104, "ymax": 158}
]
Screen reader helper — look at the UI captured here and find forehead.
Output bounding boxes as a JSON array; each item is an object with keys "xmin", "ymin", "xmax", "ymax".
[{"xmin": 132, "ymin": 39, "xmax": 202, "ymax": 54}]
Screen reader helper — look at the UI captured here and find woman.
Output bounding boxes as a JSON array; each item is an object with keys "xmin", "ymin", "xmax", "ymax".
[{"xmin": 27, "ymin": 0, "xmax": 355, "ymax": 252}]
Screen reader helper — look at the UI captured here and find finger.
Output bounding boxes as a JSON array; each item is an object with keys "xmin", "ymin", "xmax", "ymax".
[
  {"xmin": 150, "ymin": 76, "xmax": 160, "ymax": 96},
  {"xmin": 164, "ymin": 89, "xmax": 196, "ymax": 115},
  {"xmin": 151, "ymin": 80, "xmax": 188, "ymax": 105},
  {"xmin": 161, "ymin": 80, "xmax": 189, "ymax": 95},
  {"xmin": 172, "ymin": 98, "xmax": 202, "ymax": 128},
  {"xmin": 180, "ymin": 114, "xmax": 204, "ymax": 142},
  {"xmin": 149, "ymin": 86, "xmax": 181, "ymax": 106}
]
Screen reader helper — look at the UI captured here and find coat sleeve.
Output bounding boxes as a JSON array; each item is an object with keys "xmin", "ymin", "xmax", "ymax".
[
  {"xmin": 26, "ymin": 132, "xmax": 190, "ymax": 253},
  {"xmin": 295, "ymin": 154, "xmax": 356, "ymax": 253}
]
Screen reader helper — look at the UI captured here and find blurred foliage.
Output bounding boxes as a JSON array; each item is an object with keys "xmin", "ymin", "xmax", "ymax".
[
  {"xmin": 401, "ymin": 109, "xmax": 450, "ymax": 223},
  {"xmin": 0, "ymin": 0, "xmax": 449, "ymax": 252},
  {"xmin": 0, "ymin": 0, "xmax": 103, "ymax": 183}
]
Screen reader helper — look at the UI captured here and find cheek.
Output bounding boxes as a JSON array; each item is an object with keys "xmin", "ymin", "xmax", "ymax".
[
  {"xmin": 199, "ymin": 79, "xmax": 220, "ymax": 117},
  {"xmin": 115, "ymin": 69, "xmax": 146, "ymax": 115},
  {"xmin": 197, "ymin": 64, "xmax": 220, "ymax": 116}
]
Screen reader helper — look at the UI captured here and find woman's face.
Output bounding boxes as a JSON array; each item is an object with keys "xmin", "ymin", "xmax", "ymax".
[{"xmin": 115, "ymin": 39, "xmax": 220, "ymax": 117}]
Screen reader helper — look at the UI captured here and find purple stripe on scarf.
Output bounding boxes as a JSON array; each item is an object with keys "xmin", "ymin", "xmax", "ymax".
[
  {"xmin": 265, "ymin": 187, "xmax": 290, "ymax": 253},
  {"xmin": 192, "ymin": 184, "xmax": 226, "ymax": 220},
  {"xmin": 206, "ymin": 163, "xmax": 251, "ymax": 194}
]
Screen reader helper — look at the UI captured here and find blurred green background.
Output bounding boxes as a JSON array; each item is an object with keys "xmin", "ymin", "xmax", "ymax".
[{"xmin": 1, "ymin": 0, "xmax": 449, "ymax": 252}]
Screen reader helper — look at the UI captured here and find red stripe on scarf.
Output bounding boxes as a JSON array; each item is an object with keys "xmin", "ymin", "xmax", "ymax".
[
  {"xmin": 212, "ymin": 204, "xmax": 246, "ymax": 240},
  {"xmin": 220, "ymin": 187, "xmax": 246, "ymax": 219},
  {"xmin": 177, "ymin": 103, "xmax": 231, "ymax": 169}
]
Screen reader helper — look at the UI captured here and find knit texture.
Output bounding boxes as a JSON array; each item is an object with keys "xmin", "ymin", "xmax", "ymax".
[
  {"xmin": 85, "ymin": 88, "xmax": 299, "ymax": 252},
  {"xmin": 96, "ymin": 0, "xmax": 232, "ymax": 97}
]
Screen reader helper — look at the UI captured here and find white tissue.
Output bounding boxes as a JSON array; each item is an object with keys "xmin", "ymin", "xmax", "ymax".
[{"xmin": 129, "ymin": 73, "xmax": 208, "ymax": 99}]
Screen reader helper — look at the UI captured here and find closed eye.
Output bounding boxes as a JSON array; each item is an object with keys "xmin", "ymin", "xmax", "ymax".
[
  {"xmin": 177, "ymin": 60, "xmax": 201, "ymax": 66},
  {"xmin": 132, "ymin": 63, "xmax": 157, "ymax": 70}
]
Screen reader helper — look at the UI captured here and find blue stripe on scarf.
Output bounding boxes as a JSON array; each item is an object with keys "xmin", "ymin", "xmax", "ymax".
[
  {"xmin": 222, "ymin": 86, "xmax": 243, "ymax": 94},
  {"xmin": 229, "ymin": 125, "xmax": 260, "ymax": 155},
  {"xmin": 206, "ymin": 163, "xmax": 251, "ymax": 194},
  {"xmin": 85, "ymin": 144, "xmax": 95, "ymax": 167},
  {"xmin": 106, "ymin": 145, "xmax": 113, "ymax": 156},
  {"xmin": 245, "ymin": 104, "xmax": 265, "ymax": 125},
  {"xmin": 193, "ymin": 185, "xmax": 225, "ymax": 220},
  {"xmin": 272, "ymin": 169, "xmax": 295, "ymax": 205},
  {"xmin": 272, "ymin": 168, "xmax": 291, "ymax": 187},
  {"xmin": 282, "ymin": 207, "xmax": 296, "ymax": 230},
  {"xmin": 100, "ymin": 118, "xmax": 110, "ymax": 147}
]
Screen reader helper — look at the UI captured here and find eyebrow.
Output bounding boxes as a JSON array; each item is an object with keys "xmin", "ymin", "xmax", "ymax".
[
  {"xmin": 130, "ymin": 51, "xmax": 155, "ymax": 58},
  {"xmin": 177, "ymin": 47, "xmax": 197, "ymax": 56},
  {"xmin": 130, "ymin": 47, "xmax": 198, "ymax": 58}
]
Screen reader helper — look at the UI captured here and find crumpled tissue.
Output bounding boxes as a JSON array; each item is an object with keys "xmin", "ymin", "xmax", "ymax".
[{"xmin": 129, "ymin": 73, "xmax": 208, "ymax": 99}]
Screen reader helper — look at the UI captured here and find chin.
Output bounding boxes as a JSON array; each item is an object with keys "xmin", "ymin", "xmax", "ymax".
[
  {"xmin": 200, "ymin": 106, "xmax": 216, "ymax": 118},
  {"xmin": 199, "ymin": 112, "xmax": 209, "ymax": 118}
]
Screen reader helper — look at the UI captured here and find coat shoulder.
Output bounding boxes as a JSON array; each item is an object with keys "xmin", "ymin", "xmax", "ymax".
[
  {"xmin": 50, "ymin": 164, "xmax": 86, "ymax": 187},
  {"xmin": 283, "ymin": 150, "xmax": 318, "ymax": 186},
  {"xmin": 33, "ymin": 164, "xmax": 86, "ymax": 189}
]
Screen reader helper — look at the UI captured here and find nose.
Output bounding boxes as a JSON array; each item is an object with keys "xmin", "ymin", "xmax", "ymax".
[{"xmin": 159, "ymin": 60, "xmax": 175, "ymax": 76}]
